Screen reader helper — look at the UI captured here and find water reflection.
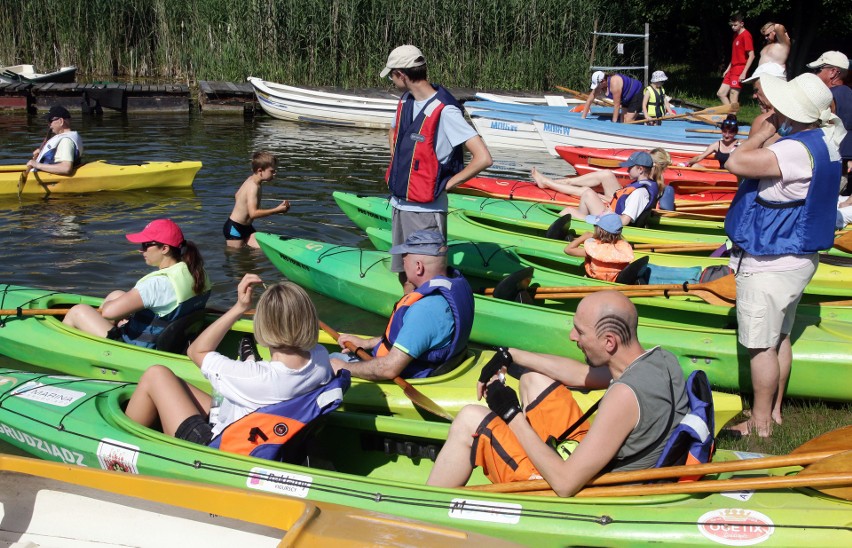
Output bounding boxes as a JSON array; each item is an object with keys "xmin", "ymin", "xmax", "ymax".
[{"xmin": 0, "ymin": 110, "xmax": 570, "ymax": 329}]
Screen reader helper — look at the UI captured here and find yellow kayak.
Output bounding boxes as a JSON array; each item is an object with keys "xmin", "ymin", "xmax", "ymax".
[{"xmin": 0, "ymin": 160, "xmax": 202, "ymax": 196}]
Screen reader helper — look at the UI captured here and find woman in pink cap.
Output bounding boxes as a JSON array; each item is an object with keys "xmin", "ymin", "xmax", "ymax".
[{"xmin": 62, "ymin": 218, "xmax": 210, "ymax": 348}]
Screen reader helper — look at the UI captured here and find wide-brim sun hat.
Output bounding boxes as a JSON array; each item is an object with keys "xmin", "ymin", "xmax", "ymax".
[
  {"xmin": 650, "ymin": 70, "xmax": 668, "ymax": 83},
  {"xmin": 760, "ymin": 73, "xmax": 832, "ymax": 124}
]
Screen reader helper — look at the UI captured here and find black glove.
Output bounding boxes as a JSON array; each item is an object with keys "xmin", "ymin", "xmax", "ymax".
[
  {"xmin": 479, "ymin": 347, "xmax": 513, "ymax": 384},
  {"xmin": 485, "ymin": 381, "xmax": 522, "ymax": 423}
]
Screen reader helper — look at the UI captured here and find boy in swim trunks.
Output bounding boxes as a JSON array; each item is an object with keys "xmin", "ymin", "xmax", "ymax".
[{"xmin": 223, "ymin": 151, "xmax": 290, "ymax": 248}]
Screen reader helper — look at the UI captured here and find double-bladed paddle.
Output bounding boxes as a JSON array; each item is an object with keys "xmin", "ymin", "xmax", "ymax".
[
  {"xmin": 18, "ymin": 126, "xmax": 53, "ymax": 199},
  {"xmin": 586, "ymin": 156, "xmax": 730, "ymax": 174},
  {"xmin": 465, "ymin": 425, "xmax": 852, "ymax": 497},
  {"xmin": 318, "ymin": 320, "xmax": 454, "ymax": 422}
]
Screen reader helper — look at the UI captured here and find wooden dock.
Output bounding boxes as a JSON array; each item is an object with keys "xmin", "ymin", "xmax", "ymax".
[{"xmin": 0, "ymin": 80, "xmax": 256, "ymax": 115}]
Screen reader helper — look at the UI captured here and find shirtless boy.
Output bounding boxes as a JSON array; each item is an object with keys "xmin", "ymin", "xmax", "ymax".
[
  {"xmin": 223, "ymin": 151, "xmax": 290, "ymax": 248},
  {"xmin": 757, "ymin": 22, "xmax": 790, "ymax": 77}
]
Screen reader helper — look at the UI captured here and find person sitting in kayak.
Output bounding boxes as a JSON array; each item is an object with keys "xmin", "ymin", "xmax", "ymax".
[
  {"xmin": 330, "ymin": 230, "xmax": 475, "ymax": 380},
  {"xmin": 25, "ymin": 105, "xmax": 83, "ymax": 176},
  {"xmin": 426, "ymin": 291, "xmax": 689, "ymax": 496},
  {"xmin": 223, "ymin": 151, "xmax": 291, "ymax": 249},
  {"xmin": 125, "ymin": 274, "xmax": 335, "ymax": 446},
  {"xmin": 532, "ymin": 149, "xmax": 667, "ymax": 226},
  {"xmin": 564, "ymin": 213, "xmax": 634, "ymax": 282},
  {"xmin": 685, "ymin": 115, "xmax": 741, "ymax": 169},
  {"xmin": 62, "ymin": 219, "xmax": 211, "ymax": 349}
]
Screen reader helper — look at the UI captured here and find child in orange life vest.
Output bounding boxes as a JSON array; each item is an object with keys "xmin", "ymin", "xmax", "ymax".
[{"xmin": 564, "ymin": 213, "xmax": 634, "ymax": 282}]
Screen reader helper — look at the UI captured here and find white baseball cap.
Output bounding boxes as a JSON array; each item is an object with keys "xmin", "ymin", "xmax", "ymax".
[
  {"xmin": 806, "ymin": 51, "xmax": 850, "ymax": 70},
  {"xmin": 742, "ymin": 62, "xmax": 787, "ymax": 83},
  {"xmin": 650, "ymin": 70, "xmax": 668, "ymax": 83},
  {"xmin": 380, "ymin": 45, "xmax": 427, "ymax": 78},
  {"xmin": 590, "ymin": 71, "xmax": 605, "ymax": 90}
]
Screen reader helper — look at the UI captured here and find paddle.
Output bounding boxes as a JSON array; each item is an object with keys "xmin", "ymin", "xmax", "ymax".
[
  {"xmin": 514, "ymin": 273, "xmax": 737, "ymax": 302},
  {"xmin": 18, "ymin": 127, "xmax": 53, "ymax": 198},
  {"xmin": 686, "ymin": 128, "xmax": 749, "ymax": 137},
  {"xmin": 554, "ymin": 85, "xmax": 613, "ymax": 107},
  {"xmin": 586, "ymin": 157, "xmax": 730, "ymax": 174},
  {"xmin": 0, "ymin": 308, "xmax": 71, "ymax": 317},
  {"xmin": 634, "ymin": 232, "xmax": 852, "ymax": 256},
  {"xmin": 624, "ymin": 103, "xmax": 738, "ymax": 125},
  {"xmin": 833, "ymin": 231, "xmax": 852, "ymax": 254},
  {"xmin": 528, "ymin": 287, "xmax": 733, "ymax": 307},
  {"xmin": 466, "ymin": 425, "xmax": 852, "ymax": 494},
  {"xmin": 318, "ymin": 320, "xmax": 454, "ymax": 421}
]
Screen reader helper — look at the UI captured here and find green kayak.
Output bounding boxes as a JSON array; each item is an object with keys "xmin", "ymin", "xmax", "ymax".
[
  {"xmin": 333, "ymin": 191, "xmax": 852, "ymax": 299},
  {"xmin": 0, "ymin": 369, "xmax": 849, "ymax": 547},
  {"xmin": 0, "ymin": 284, "xmax": 743, "ymax": 424},
  {"xmin": 255, "ymin": 232, "xmax": 852, "ymax": 402}
]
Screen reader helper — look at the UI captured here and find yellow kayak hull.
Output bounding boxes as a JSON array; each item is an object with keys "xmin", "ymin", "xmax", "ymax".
[{"xmin": 0, "ymin": 160, "xmax": 202, "ymax": 196}]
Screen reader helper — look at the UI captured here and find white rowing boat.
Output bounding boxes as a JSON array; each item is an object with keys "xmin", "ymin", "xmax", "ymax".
[
  {"xmin": 0, "ymin": 64, "xmax": 77, "ymax": 84},
  {"xmin": 247, "ymin": 76, "xmax": 399, "ymax": 129}
]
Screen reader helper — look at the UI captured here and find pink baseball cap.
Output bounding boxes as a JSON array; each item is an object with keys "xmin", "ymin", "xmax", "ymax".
[{"xmin": 125, "ymin": 219, "xmax": 185, "ymax": 248}]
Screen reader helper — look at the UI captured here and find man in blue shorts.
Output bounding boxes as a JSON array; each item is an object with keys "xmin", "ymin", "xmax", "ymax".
[
  {"xmin": 382, "ymin": 45, "xmax": 492, "ymax": 292},
  {"xmin": 332, "ymin": 230, "xmax": 475, "ymax": 380}
]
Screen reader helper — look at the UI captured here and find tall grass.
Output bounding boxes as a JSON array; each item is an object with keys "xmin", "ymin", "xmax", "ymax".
[{"xmin": 0, "ymin": 0, "xmax": 642, "ymax": 91}]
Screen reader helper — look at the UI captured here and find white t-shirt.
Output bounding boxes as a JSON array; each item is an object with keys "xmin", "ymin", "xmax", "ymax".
[
  {"xmin": 390, "ymin": 93, "xmax": 478, "ymax": 213},
  {"xmin": 201, "ymin": 344, "xmax": 334, "ymax": 436},
  {"xmin": 730, "ymin": 138, "xmax": 820, "ymax": 273},
  {"xmin": 135, "ymin": 276, "xmax": 179, "ymax": 315},
  {"xmin": 617, "ymin": 187, "xmax": 651, "ymax": 222}
]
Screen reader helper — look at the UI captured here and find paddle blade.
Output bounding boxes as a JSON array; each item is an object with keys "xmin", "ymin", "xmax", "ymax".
[
  {"xmin": 393, "ymin": 377, "xmax": 454, "ymax": 421},
  {"xmin": 833, "ymin": 232, "xmax": 852, "ymax": 254},
  {"xmin": 798, "ymin": 450, "xmax": 852, "ymax": 500},
  {"xmin": 792, "ymin": 425, "xmax": 852, "ymax": 455}
]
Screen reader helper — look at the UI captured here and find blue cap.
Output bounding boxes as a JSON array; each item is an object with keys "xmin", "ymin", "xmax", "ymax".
[
  {"xmin": 388, "ymin": 230, "xmax": 447, "ymax": 256},
  {"xmin": 618, "ymin": 151, "xmax": 654, "ymax": 168},
  {"xmin": 585, "ymin": 213, "xmax": 623, "ymax": 234}
]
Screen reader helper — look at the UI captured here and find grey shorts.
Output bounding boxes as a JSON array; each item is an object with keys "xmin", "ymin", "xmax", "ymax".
[
  {"xmin": 735, "ymin": 262, "xmax": 816, "ymax": 349},
  {"xmin": 390, "ymin": 208, "xmax": 447, "ymax": 272}
]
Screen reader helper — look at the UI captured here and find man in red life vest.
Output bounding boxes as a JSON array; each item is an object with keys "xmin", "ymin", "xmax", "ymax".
[{"xmin": 382, "ymin": 45, "xmax": 492, "ymax": 292}]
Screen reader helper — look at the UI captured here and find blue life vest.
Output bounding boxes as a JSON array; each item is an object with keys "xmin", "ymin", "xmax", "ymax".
[
  {"xmin": 725, "ymin": 130, "xmax": 840, "ymax": 255},
  {"xmin": 654, "ymin": 370, "xmax": 715, "ymax": 475},
  {"xmin": 385, "ymin": 85, "xmax": 465, "ymax": 203},
  {"xmin": 375, "ymin": 269, "xmax": 475, "ymax": 378},
  {"xmin": 607, "ymin": 74, "xmax": 643, "ymax": 104},
  {"xmin": 209, "ymin": 370, "xmax": 350, "ymax": 460},
  {"xmin": 609, "ymin": 179, "xmax": 658, "ymax": 220}
]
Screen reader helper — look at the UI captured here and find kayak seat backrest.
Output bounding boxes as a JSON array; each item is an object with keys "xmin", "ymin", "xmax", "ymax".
[
  {"xmin": 429, "ymin": 346, "xmax": 471, "ymax": 377},
  {"xmin": 614, "ymin": 256, "xmax": 650, "ymax": 285},
  {"xmin": 545, "ymin": 214, "xmax": 572, "ymax": 241},
  {"xmin": 492, "ymin": 266, "xmax": 535, "ymax": 303},
  {"xmin": 154, "ymin": 309, "xmax": 207, "ymax": 354}
]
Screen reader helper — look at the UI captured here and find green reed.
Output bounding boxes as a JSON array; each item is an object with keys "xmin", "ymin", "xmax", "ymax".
[{"xmin": 0, "ymin": 0, "xmax": 638, "ymax": 91}]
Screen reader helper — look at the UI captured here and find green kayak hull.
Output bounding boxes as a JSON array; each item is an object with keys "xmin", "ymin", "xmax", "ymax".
[
  {"xmin": 255, "ymin": 233, "xmax": 852, "ymax": 402},
  {"xmin": 333, "ymin": 191, "xmax": 852, "ymax": 299},
  {"xmin": 0, "ymin": 284, "xmax": 729, "ymax": 422},
  {"xmin": 0, "ymin": 369, "xmax": 848, "ymax": 547}
]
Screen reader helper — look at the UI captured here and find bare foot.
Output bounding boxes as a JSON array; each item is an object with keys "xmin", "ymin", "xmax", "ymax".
[
  {"xmin": 725, "ymin": 419, "xmax": 772, "ymax": 438},
  {"xmin": 531, "ymin": 167, "xmax": 550, "ymax": 189},
  {"xmin": 742, "ymin": 409, "xmax": 782, "ymax": 426}
]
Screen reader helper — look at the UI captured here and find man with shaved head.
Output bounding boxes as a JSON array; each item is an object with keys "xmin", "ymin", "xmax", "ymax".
[{"xmin": 427, "ymin": 291, "xmax": 688, "ymax": 497}]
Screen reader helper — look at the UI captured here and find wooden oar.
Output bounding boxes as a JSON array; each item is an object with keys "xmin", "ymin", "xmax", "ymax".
[
  {"xmin": 554, "ymin": 85, "xmax": 613, "ymax": 107},
  {"xmin": 833, "ymin": 231, "xmax": 852, "ymax": 254},
  {"xmin": 519, "ymin": 273, "xmax": 737, "ymax": 301},
  {"xmin": 530, "ymin": 288, "xmax": 733, "ymax": 306},
  {"xmin": 624, "ymin": 103, "xmax": 738, "ymax": 125},
  {"xmin": 18, "ymin": 127, "xmax": 52, "ymax": 198},
  {"xmin": 0, "ymin": 308, "xmax": 71, "ymax": 317},
  {"xmin": 585, "ymin": 157, "xmax": 731, "ymax": 175},
  {"xmin": 632, "ymin": 242, "xmax": 724, "ymax": 253},
  {"xmin": 318, "ymin": 320, "xmax": 454, "ymax": 421},
  {"xmin": 466, "ymin": 425, "xmax": 852, "ymax": 494},
  {"xmin": 686, "ymin": 128, "xmax": 749, "ymax": 137}
]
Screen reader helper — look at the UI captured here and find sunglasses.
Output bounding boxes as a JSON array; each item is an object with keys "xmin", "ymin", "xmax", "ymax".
[{"xmin": 139, "ymin": 241, "xmax": 160, "ymax": 251}]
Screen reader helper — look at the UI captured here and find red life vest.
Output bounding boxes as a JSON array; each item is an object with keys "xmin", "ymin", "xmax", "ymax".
[{"xmin": 385, "ymin": 85, "xmax": 465, "ymax": 203}]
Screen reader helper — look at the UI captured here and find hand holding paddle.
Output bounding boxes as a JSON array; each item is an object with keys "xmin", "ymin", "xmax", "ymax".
[
  {"xmin": 318, "ymin": 320, "xmax": 454, "ymax": 421},
  {"xmin": 18, "ymin": 126, "xmax": 53, "ymax": 198}
]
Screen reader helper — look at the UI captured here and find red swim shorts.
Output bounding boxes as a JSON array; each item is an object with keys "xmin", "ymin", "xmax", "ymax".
[{"xmin": 722, "ymin": 65, "xmax": 746, "ymax": 89}]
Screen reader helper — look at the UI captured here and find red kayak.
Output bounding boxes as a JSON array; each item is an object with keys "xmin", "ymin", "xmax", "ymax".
[
  {"xmin": 456, "ymin": 176, "xmax": 731, "ymax": 216},
  {"xmin": 556, "ymin": 146, "xmax": 722, "ymax": 169},
  {"xmin": 556, "ymin": 147, "xmax": 737, "ymax": 189}
]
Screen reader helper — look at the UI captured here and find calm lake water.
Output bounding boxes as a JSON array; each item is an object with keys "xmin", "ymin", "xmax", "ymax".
[{"xmin": 0, "ymin": 109, "xmax": 570, "ymax": 337}]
